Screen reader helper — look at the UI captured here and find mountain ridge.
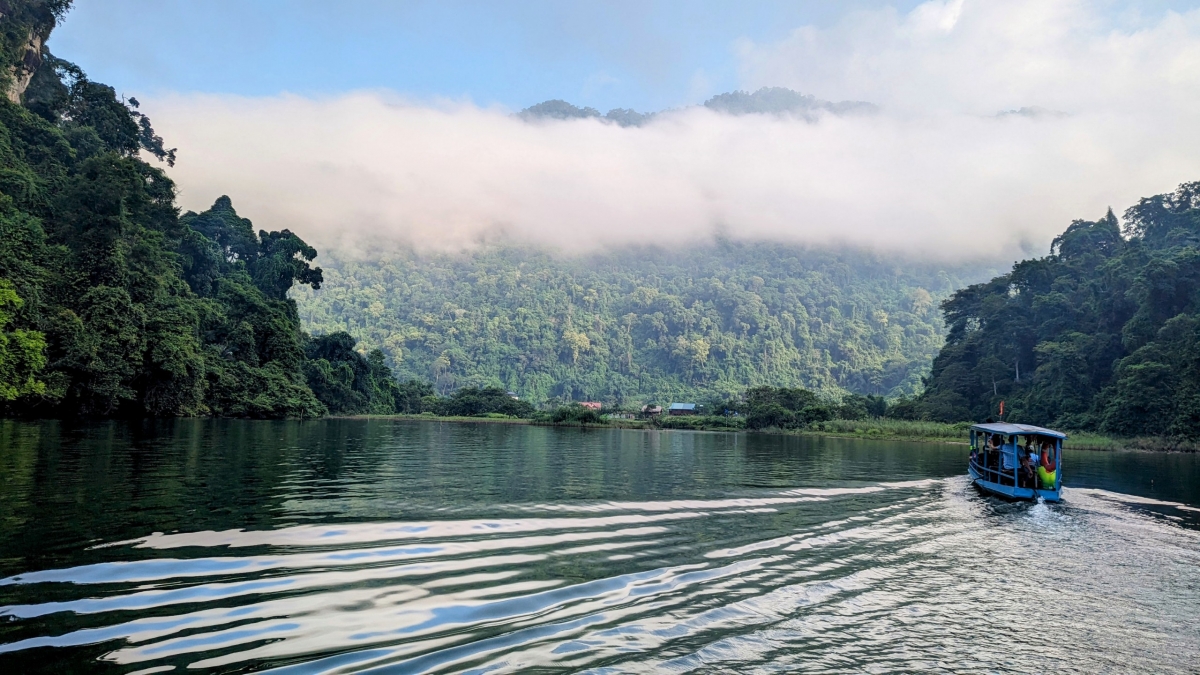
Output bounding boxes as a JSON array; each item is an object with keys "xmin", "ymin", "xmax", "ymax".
[{"xmin": 518, "ymin": 86, "xmax": 879, "ymax": 127}]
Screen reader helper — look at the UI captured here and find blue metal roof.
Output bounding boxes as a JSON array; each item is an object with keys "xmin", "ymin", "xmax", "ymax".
[
  {"xmin": 668, "ymin": 403, "xmax": 697, "ymax": 411},
  {"xmin": 969, "ymin": 422, "xmax": 1067, "ymax": 439}
]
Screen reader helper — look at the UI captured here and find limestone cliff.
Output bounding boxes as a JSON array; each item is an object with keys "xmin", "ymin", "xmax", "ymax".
[
  {"xmin": 0, "ymin": 1, "xmax": 66, "ymax": 104},
  {"xmin": 5, "ymin": 28, "xmax": 42, "ymax": 103}
]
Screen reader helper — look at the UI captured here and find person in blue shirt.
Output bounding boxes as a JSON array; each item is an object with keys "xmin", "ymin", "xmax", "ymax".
[{"xmin": 1000, "ymin": 436, "xmax": 1018, "ymax": 485}]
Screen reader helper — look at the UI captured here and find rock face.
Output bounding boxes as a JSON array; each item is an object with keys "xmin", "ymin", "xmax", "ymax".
[
  {"xmin": 6, "ymin": 29, "xmax": 42, "ymax": 104},
  {"xmin": 0, "ymin": 0, "xmax": 58, "ymax": 106}
]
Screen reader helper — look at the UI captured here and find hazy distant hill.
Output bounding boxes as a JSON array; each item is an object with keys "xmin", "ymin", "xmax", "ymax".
[
  {"xmin": 293, "ymin": 243, "xmax": 993, "ymax": 405},
  {"xmin": 518, "ymin": 87, "xmax": 877, "ymax": 127},
  {"xmin": 518, "ymin": 99, "xmax": 654, "ymax": 126},
  {"xmin": 703, "ymin": 87, "xmax": 877, "ymax": 119}
]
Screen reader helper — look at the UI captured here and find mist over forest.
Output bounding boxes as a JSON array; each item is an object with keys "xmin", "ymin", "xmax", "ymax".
[
  {"xmin": 144, "ymin": 80, "xmax": 1194, "ymax": 261},
  {"xmin": 140, "ymin": 0, "xmax": 1200, "ymax": 265}
]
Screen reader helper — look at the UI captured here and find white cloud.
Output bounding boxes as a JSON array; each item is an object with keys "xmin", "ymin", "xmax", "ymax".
[
  {"xmin": 144, "ymin": 0, "xmax": 1200, "ymax": 260},
  {"xmin": 736, "ymin": 0, "xmax": 1200, "ymax": 115}
]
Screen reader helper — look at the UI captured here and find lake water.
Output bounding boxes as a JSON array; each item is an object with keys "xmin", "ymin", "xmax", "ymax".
[{"xmin": 1, "ymin": 419, "xmax": 1198, "ymax": 674}]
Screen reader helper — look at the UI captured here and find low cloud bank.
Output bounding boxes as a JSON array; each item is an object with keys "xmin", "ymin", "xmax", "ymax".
[{"xmin": 143, "ymin": 0, "xmax": 1200, "ymax": 260}]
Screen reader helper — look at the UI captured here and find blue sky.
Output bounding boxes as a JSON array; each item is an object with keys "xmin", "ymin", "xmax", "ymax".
[
  {"xmin": 49, "ymin": 0, "xmax": 945, "ymax": 112},
  {"xmin": 48, "ymin": 0, "xmax": 1200, "ymax": 113}
]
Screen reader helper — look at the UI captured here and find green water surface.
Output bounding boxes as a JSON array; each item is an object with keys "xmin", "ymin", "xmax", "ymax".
[{"xmin": 0, "ymin": 419, "xmax": 1197, "ymax": 673}]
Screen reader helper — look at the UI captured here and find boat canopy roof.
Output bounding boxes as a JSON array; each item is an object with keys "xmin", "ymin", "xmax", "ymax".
[{"xmin": 970, "ymin": 422, "xmax": 1067, "ymax": 439}]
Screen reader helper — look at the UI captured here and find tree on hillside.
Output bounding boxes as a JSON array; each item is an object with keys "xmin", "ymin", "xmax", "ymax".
[
  {"xmin": 918, "ymin": 183, "xmax": 1200, "ymax": 438},
  {"xmin": 0, "ymin": 281, "xmax": 45, "ymax": 400},
  {"xmin": 0, "ymin": 16, "xmax": 332, "ymax": 418}
]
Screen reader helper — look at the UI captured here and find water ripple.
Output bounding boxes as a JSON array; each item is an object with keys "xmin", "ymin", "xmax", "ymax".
[{"xmin": 2, "ymin": 423, "xmax": 1199, "ymax": 674}]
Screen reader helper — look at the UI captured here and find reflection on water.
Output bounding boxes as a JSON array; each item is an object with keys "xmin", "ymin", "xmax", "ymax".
[{"xmin": 0, "ymin": 419, "xmax": 1198, "ymax": 673}]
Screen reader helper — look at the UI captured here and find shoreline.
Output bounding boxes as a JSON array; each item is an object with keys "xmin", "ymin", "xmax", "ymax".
[{"xmin": 330, "ymin": 414, "xmax": 1196, "ymax": 452}]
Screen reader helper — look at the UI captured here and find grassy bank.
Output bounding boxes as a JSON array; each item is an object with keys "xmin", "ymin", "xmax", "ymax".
[
  {"xmin": 801, "ymin": 419, "xmax": 1198, "ymax": 451},
  {"xmin": 343, "ymin": 413, "xmax": 533, "ymax": 425},
  {"xmin": 806, "ymin": 419, "xmax": 971, "ymax": 442},
  {"xmin": 336, "ymin": 413, "xmax": 1196, "ymax": 451},
  {"xmin": 1056, "ymin": 431, "xmax": 1200, "ymax": 452},
  {"xmin": 339, "ymin": 412, "xmax": 650, "ymax": 429}
]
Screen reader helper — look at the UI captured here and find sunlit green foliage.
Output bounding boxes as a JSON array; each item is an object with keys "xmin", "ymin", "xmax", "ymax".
[
  {"xmin": 0, "ymin": 280, "xmax": 45, "ymax": 399},
  {"xmin": 295, "ymin": 246, "xmax": 986, "ymax": 406},
  {"xmin": 919, "ymin": 181, "xmax": 1200, "ymax": 438},
  {"xmin": 655, "ymin": 414, "xmax": 744, "ymax": 430}
]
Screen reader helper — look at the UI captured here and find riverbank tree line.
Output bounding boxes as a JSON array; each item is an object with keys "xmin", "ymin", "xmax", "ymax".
[{"xmin": 359, "ymin": 382, "xmax": 903, "ymax": 432}]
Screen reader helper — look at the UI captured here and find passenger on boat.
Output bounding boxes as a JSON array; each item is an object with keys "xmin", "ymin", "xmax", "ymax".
[
  {"xmin": 1018, "ymin": 444, "xmax": 1037, "ymax": 489},
  {"xmin": 999, "ymin": 436, "xmax": 1019, "ymax": 486},
  {"xmin": 985, "ymin": 434, "xmax": 1002, "ymax": 473},
  {"xmin": 1038, "ymin": 441, "xmax": 1058, "ymax": 489}
]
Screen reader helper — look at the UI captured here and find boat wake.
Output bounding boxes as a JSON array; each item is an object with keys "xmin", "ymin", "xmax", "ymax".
[{"xmin": 2, "ymin": 478, "xmax": 1198, "ymax": 673}]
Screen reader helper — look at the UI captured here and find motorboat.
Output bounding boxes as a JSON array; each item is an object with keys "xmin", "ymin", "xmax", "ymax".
[{"xmin": 968, "ymin": 422, "xmax": 1063, "ymax": 502}]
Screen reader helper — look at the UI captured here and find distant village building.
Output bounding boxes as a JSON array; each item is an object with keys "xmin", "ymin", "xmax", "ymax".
[
  {"xmin": 605, "ymin": 412, "xmax": 635, "ymax": 420},
  {"xmin": 507, "ymin": 392, "xmax": 520, "ymax": 400},
  {"xmin": 668, "ymin": 403, "xmax": 698, "ymax": 416},
  {"xmin": 580, "ymin": 401, "xmax": 603, "ymax": 411},
  {"xmin": 642, "ymin": 405, "xmax": 663, "ymax": 417}
]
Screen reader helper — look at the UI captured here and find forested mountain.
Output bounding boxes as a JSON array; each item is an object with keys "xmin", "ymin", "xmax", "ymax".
[
  {"xmin": 917, "ymin": 181, "xmax": 1200, "ymax": 438},
  {"xmin": 0, "ymin": 0, "xmax": 406, "ymax": 418},
  {"xmin": 293, "ymin": 245, "xmax": 991, "ymax": 406},
  {"xmin": 11, "ymin": 0, "xmax": 1200, "ymax": 434},
  {"xmin": 0, "ymin": 0, "xmax": 988, "ymax": 420}
]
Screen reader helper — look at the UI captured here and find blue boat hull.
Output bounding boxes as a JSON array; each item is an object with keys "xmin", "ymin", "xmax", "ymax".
[{"xmin": 968, "ymin": 463, "xmax": 1061, "ymax": 502}]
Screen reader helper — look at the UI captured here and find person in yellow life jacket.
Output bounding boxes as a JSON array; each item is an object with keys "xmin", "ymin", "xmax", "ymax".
[{"xmin": 1038, "ymin": 440, "xmax": 1058, "ymax": 490}]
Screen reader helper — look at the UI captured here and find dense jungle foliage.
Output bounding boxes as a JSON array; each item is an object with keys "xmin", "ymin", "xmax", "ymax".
[
  {"xmin": 8, "ymin": 2, "xmax": 1200, "ymax": 438},
  {"xmin": 917, "ymin": 181, "xmax": 1200, "ymax": 438},
  {"xmin": 0, "ymin": 0, "xmax": 410, "ymax": 418},
  {"xmin": 294, "ymin": 246, "xmax": 989, "ymax": 406},
  {"xmin": 4, "ymin": 1, "xmax": 961, "ymax": 420}
]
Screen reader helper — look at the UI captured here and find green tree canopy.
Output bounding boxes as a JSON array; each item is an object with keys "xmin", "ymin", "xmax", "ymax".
[{"xmin": 918, "ymin": 181, "xmax": 1200, "ymax": 438}]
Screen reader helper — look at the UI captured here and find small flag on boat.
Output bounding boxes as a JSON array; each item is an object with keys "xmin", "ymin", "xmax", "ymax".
[{"xmin": 999, "ymin": 400, "xmax": 1005, "ymax": 416}]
